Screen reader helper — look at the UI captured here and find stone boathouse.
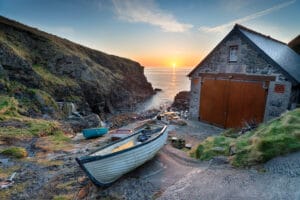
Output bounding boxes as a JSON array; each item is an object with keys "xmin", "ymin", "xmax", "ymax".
[{"xmin": 188, "ymin": 24, "xmax": 300, "ymax": 128}]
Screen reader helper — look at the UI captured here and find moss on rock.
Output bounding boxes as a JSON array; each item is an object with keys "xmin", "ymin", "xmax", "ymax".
[{"xmin": 1, "ymin": 146, "xmax": 28, "ymax": 158}]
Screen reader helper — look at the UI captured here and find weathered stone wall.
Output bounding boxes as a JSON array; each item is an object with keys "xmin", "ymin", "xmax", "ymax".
[
  {"xmin": 264, "ymin": 81, "xmax": 292, "ymax": 121},
  {"xmin": 190, "ymin": 33, "xmax": 284, "ymax": 79},
  {"xmin": 189, "ymin": 77, "xmax": 201, "ymax": 119},
  {"xmin": 189, "ymin": 31, "xmax": 294, "ymax": 121}
]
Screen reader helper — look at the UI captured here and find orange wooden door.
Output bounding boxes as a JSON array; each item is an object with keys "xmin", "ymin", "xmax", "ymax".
[
  {"xmin": 199, "ymin": 77, "xmax": 268, "ymax": 128},
  {"xmin": 199, "ymin": 78, "xmax": 228, "ymax": 127},
  {"xmin": 225, "ymin": 80, "xmax": 267, "ymax": 128}
]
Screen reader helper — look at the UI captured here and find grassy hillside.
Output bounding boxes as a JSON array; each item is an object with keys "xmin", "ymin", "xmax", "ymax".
[
  {"xmin": 0, "ymin": 95, "xmax": 72, "ymax": 161},
  {"xmin": 193, "ymin": 109, "xmax": 300, "ymax": 167},
  {"xmin": 0, "ymin": 16, "xmax": 153, "ymax": 118},
  {"xmin": 0, "ymin": 95, "xmax": 60, "ymax": 134},
  {"xmin": 288, "ymin": 35, "xmax": 300, "ymax": 54}
]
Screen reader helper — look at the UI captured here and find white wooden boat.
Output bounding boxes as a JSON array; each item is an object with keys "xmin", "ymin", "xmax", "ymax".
[
  {"xmin": 109, "ymin": 128, "xmax": 133, "ymax": 141},
  {"xmin": 76, "ymin": 124, "xmax": 168, "ymax": 186}
]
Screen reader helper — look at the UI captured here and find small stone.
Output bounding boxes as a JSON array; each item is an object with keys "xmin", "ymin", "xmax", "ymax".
[
  {"xmin": 185, "ymin": 143, "xmax": 192, "ymax": 149},
  {"xmin": 78, "ymin": 186, "xmax": 89, "ymax": 199}
]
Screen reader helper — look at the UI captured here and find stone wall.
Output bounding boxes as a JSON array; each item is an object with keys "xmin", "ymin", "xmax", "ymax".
[
  {"xmin": 189, "ymin": 31, "xmax": 293, "ymax": 121},
  {"xmin": 264, "ymin": 81, "xmax": 292, "ymax": 121},
  {"xmin": 190, "ymin": 32, "xmax": 283, "ymax": 79},
  {"xmin": 189, "ymin": 77, "xmax": 201, "ymax": 119}
]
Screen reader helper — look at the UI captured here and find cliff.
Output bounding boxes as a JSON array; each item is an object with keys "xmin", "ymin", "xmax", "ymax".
[{"xmin": 0, "ymin": 16, "xmax": 154, "ymax": 118}]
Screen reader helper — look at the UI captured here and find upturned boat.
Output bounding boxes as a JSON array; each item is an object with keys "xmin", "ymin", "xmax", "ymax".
[
  {"xmin": 82, "ymin": 127, "xmax": 108, "ymax": 139},
  {"xmin": 76, "ymin": 123, "xmax": 168, "ymax": 186}
]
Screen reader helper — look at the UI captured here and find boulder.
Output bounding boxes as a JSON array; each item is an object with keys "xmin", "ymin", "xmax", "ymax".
[
  {"xmin": 66, "ymin": 113, "xmax": 101, "ymax": 132},
  {"xmin": 171, "ymin": 91, "xmax": 190, "ymax": 111},
  {"xmin": 83, "ymin": 114, "xmax": 101, "ymax": 128}
]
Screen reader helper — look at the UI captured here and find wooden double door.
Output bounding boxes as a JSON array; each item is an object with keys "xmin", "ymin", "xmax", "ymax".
[{"xmin": 199, "ymin": 74, "xmax": 274, "ymax": 128}]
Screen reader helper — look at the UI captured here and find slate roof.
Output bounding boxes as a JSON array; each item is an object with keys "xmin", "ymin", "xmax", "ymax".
[
  {"xmin": 189, "ymin": 24, "xmax": 300, "ymax": 84},
  {"xmin": 237, "ymin": 24, "xmax": 300, "ymax": 83}
]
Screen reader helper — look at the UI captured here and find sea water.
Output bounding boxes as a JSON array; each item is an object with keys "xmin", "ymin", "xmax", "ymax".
[{"xmin": 137, "ymin": 66, "xmax": 192, "ymax": 111}]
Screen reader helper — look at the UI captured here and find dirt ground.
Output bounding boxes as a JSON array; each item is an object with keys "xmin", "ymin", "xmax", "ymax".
[{"xmin": 1, "ymin": 120, "xmax": 300, "ymax": 200}]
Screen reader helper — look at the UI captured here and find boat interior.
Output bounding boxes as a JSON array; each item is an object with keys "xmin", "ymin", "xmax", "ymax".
[{"xmin": 90, "ymin": 124, "xmax": 165, "ymax": 157}]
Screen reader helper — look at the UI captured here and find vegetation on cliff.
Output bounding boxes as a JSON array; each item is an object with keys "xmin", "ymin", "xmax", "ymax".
[
  {"xmin": 0, "ymin": 16, "xmax": 154, "ymax": 118},
  {"xmin": 0, "ymin": 95, "xmax": 71, "ymax": 151},
  {"xmin": 1, "ymin": 146, "xmax": 28, "ymax": 158},
  {"xmin": 193, "ymin": 109, "xmax": 300, "ymax": 167}
]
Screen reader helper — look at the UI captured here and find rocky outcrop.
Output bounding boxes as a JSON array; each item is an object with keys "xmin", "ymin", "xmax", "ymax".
[
  {"xmin": 171, "ymin": 91, "xmax": 190, "ymax": 111},
  {"xmin": 66, "ymin": 114, "xmax": 101, "ymax": 133},
  {"xmin": 0, "ymin": 16, "xmax": 154, "ymax": 118}
]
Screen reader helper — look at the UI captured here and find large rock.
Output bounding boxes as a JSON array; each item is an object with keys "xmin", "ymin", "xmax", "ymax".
[
  {"xmin": 172, "ymin": 91, "xmax": 190, "ymax": 111},
  {"xmin": 83, "ymin": 114, "xmax": 101, "ymax": 128},
  {"xmin": 66, "ymin": 113, "xmax": 101, "ymax": 132}
]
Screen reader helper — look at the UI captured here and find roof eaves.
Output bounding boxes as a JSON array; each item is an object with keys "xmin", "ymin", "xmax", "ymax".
[
  {"xmin": 236, "ymin": 28, "xmax": 299, "ymax": 85},
  {"xmin": 235, "ymin": 24, "xmax": 287, "ymax": 45}
]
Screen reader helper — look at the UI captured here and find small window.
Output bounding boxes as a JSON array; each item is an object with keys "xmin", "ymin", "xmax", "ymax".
[{"xmin": 229, "ymin": 45, "xmax": 238, "ymax": 62}]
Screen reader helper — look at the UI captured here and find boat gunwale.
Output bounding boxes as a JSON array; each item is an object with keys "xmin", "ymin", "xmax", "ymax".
[
  {"xmin": 75, "ymin": 125, "xmax": 167, "ymax": 186},
  {"xmin": 77, "ymin": 125, "xmax": 167, "ymax": 164}
]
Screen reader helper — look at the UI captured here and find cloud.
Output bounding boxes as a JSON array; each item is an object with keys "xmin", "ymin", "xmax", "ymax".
[
  {"xmin": 199, "ymin": 0, "xmax": 296, "ymax": 33},
  {"xmin": 112, "ymin": 0, "xmax": 193, "ymax": 32}
]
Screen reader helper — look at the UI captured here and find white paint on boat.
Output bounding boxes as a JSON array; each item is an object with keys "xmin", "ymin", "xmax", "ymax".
[{"xmin": 77, "ymin": 124, "xmax": 168, "ymax": 185}]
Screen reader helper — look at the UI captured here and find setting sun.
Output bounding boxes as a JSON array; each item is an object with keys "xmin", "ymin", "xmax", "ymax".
[{"xmin": 172, "ymin": 62, "xmax": 177, "ymax": 68}]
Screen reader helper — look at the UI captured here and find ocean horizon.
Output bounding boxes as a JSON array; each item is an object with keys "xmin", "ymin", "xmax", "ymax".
[{"xmin": 137, "ymin": 66, "xmax": 193, "ymax": 111}]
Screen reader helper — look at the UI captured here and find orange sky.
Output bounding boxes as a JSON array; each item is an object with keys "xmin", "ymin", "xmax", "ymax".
[
  {"xmin": 138, "ymin": 56, "xmax": 201, "ymax": 67},
  {"xmin": 132, "ymin": 53, "xmax": 204, "ymax": 67}
]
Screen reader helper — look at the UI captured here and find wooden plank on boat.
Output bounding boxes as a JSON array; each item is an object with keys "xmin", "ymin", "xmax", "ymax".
[
  {"xmin": 76, "ymin": 124, "xmax": 168, "ymax": 186},
  {"xmin": 112, "ymin": 141, "xmax": 134, "ymax": 153}
]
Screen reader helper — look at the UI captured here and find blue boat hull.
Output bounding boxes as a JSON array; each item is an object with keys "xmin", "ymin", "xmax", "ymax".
[{"xmin": 83, "ymin": 128, "xmax": 108, "ymax": 139}]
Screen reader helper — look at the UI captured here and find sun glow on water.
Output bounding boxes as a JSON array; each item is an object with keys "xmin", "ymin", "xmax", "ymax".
[{"xmin": 172, "ymin": 62, "xmax": 176, "ymax": 68}]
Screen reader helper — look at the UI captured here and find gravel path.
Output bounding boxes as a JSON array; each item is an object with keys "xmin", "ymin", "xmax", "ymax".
[
  {"xmin": 159, "ymin": 151, "xmax": 300, "ymax": 200},
  {"xmin": 156, "ymin": 120, "xmax": 300, "ymax": 200}
]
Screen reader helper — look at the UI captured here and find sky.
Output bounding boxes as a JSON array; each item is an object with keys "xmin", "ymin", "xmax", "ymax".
[{"xmin": 0, "ymin": 0, "xmax": 299, "ymax": 67}]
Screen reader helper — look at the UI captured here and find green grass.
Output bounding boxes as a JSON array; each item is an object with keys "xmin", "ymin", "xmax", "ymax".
[
  {"xmin": 0, "ymin": 95, "xmax": 20, "ymax": 118},
  {"xmin": 194, "ymin": 136, "xmax": 233, "ymax": 160},
  {"xmin": 1, "ymin": 80, "xmax": 61, "ymax": 117},
  {"xmin": 0, "ymin": 96, "xmax": 65, "ymax": 139},
  {"xmin": 0, "ymin": 31, "xmax": 29, "ymax": 59},
  {"xmin": 52, "ymin": 195, "xmax": 74, "ymax": 200},
  {"xmin": 32, "ymin": 65, "xmax": 78, "ymax": 87},
  {"xmin": 28, "ymin": 88, "xmax": 59, "ymax": 110},
  {"xmin": 0, "ymin": 118, "xmax": 64, "ymax": 138},
  {"xmin": 1, "ymin": 146, "xmax": 28, "ymax": 158},
  {"xmin": 193, "ymin": 109, "xmax": 300, "ymax": 167}
]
